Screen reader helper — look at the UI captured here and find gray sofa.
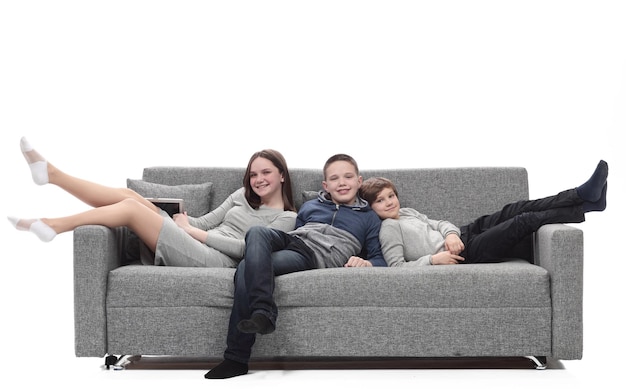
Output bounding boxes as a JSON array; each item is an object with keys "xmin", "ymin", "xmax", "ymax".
[{"xmin": 73, "ymin": 166, "xmax": 583, "ymax": 369}]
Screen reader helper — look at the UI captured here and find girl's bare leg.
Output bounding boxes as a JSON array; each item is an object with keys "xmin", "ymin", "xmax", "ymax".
[
  {"xmin": 9, "ymin": 198, "xmax": 163, "ymax": 250},
  {"xmin": 20, "ymin": 137, "xmax": 159, "ymax": 211}
]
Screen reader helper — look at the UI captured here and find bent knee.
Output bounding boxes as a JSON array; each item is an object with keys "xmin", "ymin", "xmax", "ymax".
[
  {"xmin": 118, "ymin": 197, "xmax": 147, "ymax": 210},
  {"xmin": 121, "ymin": 187, "xmax": 145, "ymax": 200},
  {"xmin": 245, "ymin": 225, "xmax": 270, "ymax": 238}
]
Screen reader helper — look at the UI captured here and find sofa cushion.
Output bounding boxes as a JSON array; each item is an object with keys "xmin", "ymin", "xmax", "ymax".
[
  {"xmin": 302, "ymin": 190, "xmax": 319, "ymax": 203},
  {"xmin": 107, "ymin": 262, "xmax": 549, "ymax": 310},
  {"xmin": 107, "ymin": 266, "xmax": 235, "ymax": 308},
  {"xmin": 105, "ymin": 263, "xmax": 553, "ymax": 359},
  {"xmin": 274, "ymin": 262, "xmax": 550, "ymax": 309},
  {"xmin": 127, "ymin": 179, "xmax": 213, "ymax": 217}
]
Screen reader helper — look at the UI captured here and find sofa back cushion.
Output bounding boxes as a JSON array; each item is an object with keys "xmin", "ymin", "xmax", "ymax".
[
  {"xmin": 362, "ymin": 167, "xmax": 529, "ymax": 226},
  {"xmin": 142, "ymin": 166, "xmax": 528, "ymax": 227},
  {"xmin": 141, "ymin": 165, "xmax": 532, "ymax": 261}
]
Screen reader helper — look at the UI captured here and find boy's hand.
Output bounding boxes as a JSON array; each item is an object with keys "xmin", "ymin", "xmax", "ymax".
[
  {"xmin": 431, "ymin": 251, "xmax": 465, "ymax": 265},
  {"xmin": 444, "ymin": 233, "xmax": 464, "ymax": 255},
  {"xmin": 344, "ymin": 256, "xmax": 373, "ymax": 267}
]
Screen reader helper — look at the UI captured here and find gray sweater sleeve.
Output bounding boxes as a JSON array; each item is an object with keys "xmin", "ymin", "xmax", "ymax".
[
  {"xmin": 379, "ymin": 208, "xmax": 460, "ymax": 267},
  {"xmin": 205, "ymin": 209, "xmax": 296, "ymax": 259},
  {"xmin": 188, "ymin": 189, "xmax": 238, "ymax": 231},
  {"xmin": 188, "ymin": 188, "xmax": 297, "ymax": 259}
]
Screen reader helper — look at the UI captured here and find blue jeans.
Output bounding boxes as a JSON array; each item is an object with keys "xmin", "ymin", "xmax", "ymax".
[{"xmin": 224, "ymin": 226, "xmax": 315, "ymax": 364}]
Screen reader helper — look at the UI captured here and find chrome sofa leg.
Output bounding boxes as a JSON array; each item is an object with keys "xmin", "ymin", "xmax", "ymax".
[{"xmin": 525, "ymin": 355, "xmax": 547, "ymax": 369}]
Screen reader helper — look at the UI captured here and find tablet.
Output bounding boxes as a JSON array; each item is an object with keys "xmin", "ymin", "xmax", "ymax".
[{"xmin": 146, "ymin": 198, "xmax": 185, "ymax": 217}]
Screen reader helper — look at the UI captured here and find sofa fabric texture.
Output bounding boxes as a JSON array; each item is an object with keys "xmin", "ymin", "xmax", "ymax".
[{"xmin": 73, "ymin": 166, "xmax": 584, "ymax": 361}]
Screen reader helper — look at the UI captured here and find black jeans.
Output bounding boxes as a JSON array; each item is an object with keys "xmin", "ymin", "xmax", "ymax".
[{"xmin": 460, "ymin": 189, "xmax": 584, "ymax": 263}]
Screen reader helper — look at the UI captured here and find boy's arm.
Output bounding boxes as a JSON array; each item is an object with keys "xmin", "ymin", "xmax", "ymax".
[
  {"xmin": 343, "ymin": 214, "xmax": 386, "ymax": 267},
  {"xmin": 363, "ymin": 215, "xmax": 387, "ymax": 267},
  {"xmin": 367, "ymin": 253, "xmax": 387, "ymax": 267},
  {"xmin": 295, "ymin": 203, "xmax": 309, "ymax": 228}
]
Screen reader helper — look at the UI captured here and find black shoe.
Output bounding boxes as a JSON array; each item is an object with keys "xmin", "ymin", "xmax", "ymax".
[
  {"xmin": 576, "ymin": 160, "xmax": 608, "ymax": 202},
  {"xmin": 204, "ymin": 359, "xmax": 248, "ymax": 379},
  {"xmin": 237, "ymin": 312, "xmax": 275, "ymax": 335},
  {"xmin": 583, "ymin": 183, "xmax": 607, "ymax": 212}
]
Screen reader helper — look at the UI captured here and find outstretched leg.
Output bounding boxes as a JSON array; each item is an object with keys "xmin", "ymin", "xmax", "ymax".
[
  {"xmin": 464, "ymin": 205, "xmax": 586, "ymax": 263},
  {"xmin": 465, "ymin": 189, "xmax": 581, "ymax": 236},
  {"xmin": 8, "ymin": 198, "xmax": 163, "ymax": 250},
  {"xmin": 466, "ymin": 160, "xmax": 608, "ymax": 236},
  {"xmin": 20, "ymin": 137, "xmax": 158, "ymax": 211},
  {"xmin": 462, "ymin": 160, "xmax": 608, "ymax": 263}
]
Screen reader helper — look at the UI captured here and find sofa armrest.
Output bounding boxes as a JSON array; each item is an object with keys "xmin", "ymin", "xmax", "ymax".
[
  {"xmin": 534, "ymin": 224, "xmax": 584, "ymax": 360},
  {"xmin": 73, "ymin": 225, "xmax": 126, "ymax": 357}
]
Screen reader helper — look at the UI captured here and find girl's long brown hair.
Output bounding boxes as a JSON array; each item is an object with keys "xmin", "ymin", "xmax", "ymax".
[{"xmin": 244, "ymin": 149, "xmax": 296, "ymax": 212}]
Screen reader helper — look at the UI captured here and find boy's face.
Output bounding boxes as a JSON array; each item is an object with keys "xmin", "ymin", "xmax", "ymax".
[
  {"xmin": 369, "ymin": 187, "xmax": 401, "ymax": 220},
  {"xmin": 322, "ymin": 160, "xmax": 363, "ymax": 205}
]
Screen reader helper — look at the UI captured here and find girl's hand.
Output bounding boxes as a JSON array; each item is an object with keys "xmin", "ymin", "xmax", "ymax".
[{"xmin": 172, "ymin": 212, "xmax": 190, "ymax": 230}]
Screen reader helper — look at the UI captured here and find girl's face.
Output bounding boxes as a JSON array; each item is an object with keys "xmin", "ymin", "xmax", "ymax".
[
  {"xmin": 370, "ymin": 187, "xmax": 400, "ymax": 220},
  {"xmin": 322, "ymin": 160, "xmax": 362, "ymax": 205},
  {"xmin": 249, "ymin": 157, "xmax": 284, "ymax": 201}
]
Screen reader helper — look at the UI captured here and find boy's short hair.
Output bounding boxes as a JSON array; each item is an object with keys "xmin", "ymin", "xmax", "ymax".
[
  {"xmin": 359, "ymin": 177, "xmax": 398, "ymax": 205},
  {"xmin": 323, "ymin": 154, "xmax": 359, "ymax": 179}
]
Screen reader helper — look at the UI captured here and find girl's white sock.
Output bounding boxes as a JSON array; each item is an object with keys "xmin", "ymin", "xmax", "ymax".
[
  {"xmin": 20, "ymin": 137, "xmax": 49, "ymax": 185},
  {"xmin": 8, "ymin": 216, "xmax": 56, "ymax": 242}
]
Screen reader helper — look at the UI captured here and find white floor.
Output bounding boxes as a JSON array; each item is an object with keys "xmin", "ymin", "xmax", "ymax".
[{"xmin": 5, "ymin": 354, "xmax": 618, "ymax": 389}]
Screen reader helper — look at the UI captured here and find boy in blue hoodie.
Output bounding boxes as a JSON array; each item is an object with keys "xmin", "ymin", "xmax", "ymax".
[{"xmin": 206, "ymin": 153, "xmax": 385, "ymax": 379}]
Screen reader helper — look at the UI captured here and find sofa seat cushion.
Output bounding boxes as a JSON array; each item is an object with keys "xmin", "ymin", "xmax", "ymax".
[
  {"xmin": 107, "ymin": 261, "xmax": 549, "ymax": 310},
  {"xmin": 107, "ymin": 266, "xmax": 235, "ymax": 308},
  {"xmin": 275, "ymin": 261, "xmax": 550, "ymax": 309}
]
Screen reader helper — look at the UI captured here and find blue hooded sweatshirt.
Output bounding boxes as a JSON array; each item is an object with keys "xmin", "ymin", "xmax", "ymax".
[{"xmin": 289, "ymin": 190, "xmax": 386, "ymax": 268}]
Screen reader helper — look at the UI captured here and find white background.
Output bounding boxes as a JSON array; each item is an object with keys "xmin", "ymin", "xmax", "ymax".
[{"xmin": 1, "ymin": 1, "xmax": 624, "ymax": 388}]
